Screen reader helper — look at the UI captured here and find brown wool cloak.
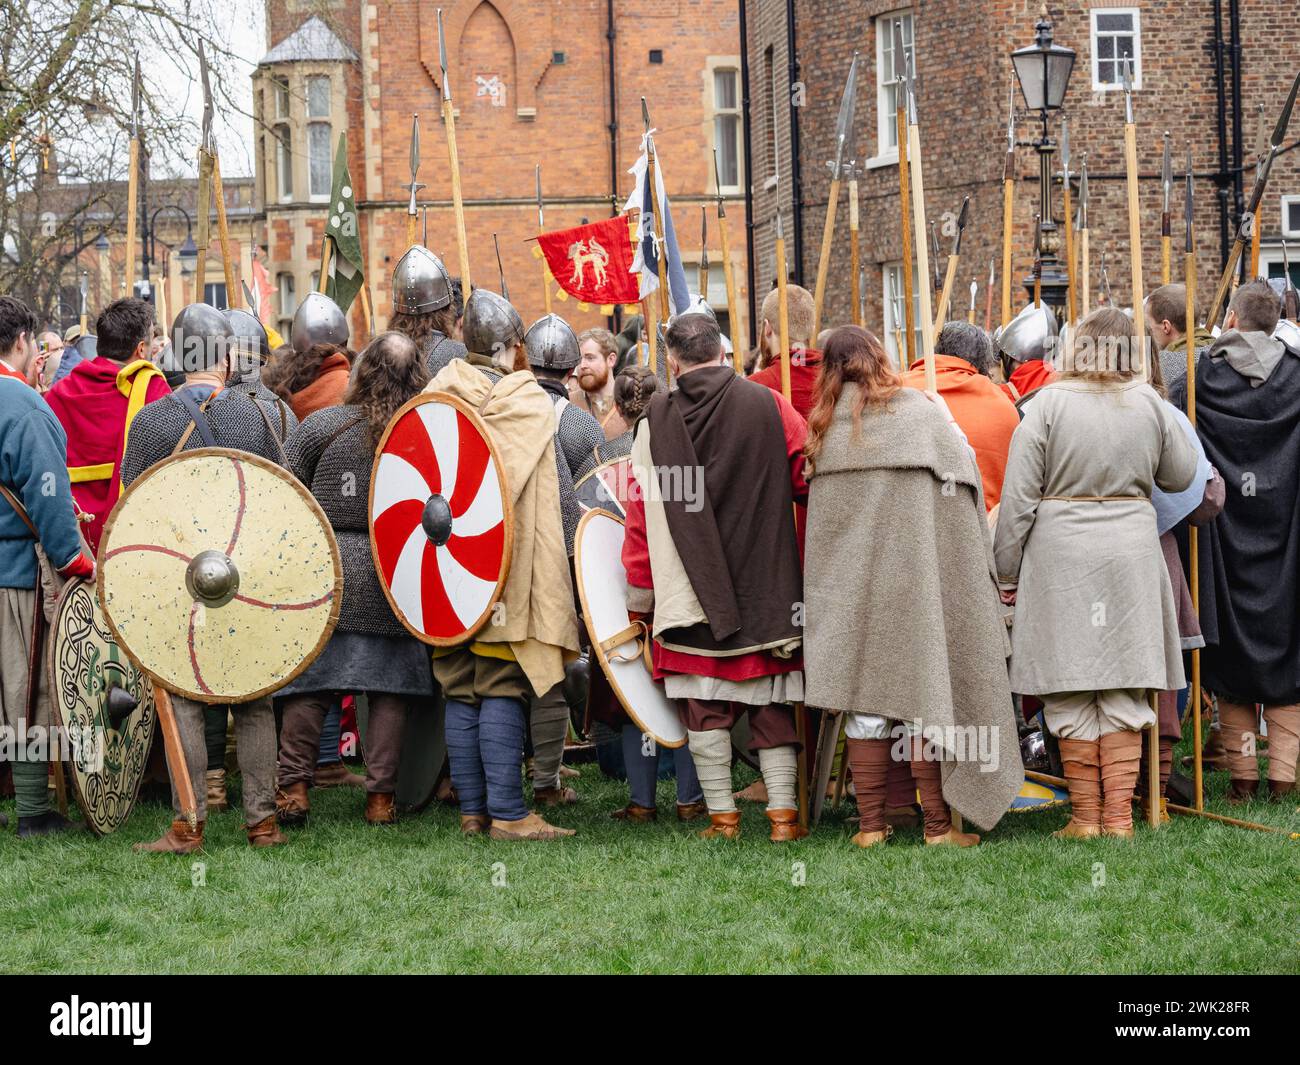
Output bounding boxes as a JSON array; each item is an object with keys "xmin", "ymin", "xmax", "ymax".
[{"xmin": 803, "ymin": 386, "xmax": 1022, "ymax": 832}]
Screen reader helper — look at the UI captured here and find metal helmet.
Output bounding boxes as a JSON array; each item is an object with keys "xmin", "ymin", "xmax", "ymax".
[
  {"xmin": 391, "ymin": 245, "xmax": 452, "ymax": 315},
  {"xmin": 1275, "ymin": 317, "xmax": 1300, "ymax": 355},
  {"xmin": 170, "ymin": 302, "xmax": 232, "ymax": 373},
  {"xmin": 462, "ymin": 288, "xmax": 525, "ymax": 358},
  {"xmin": 667, "ymin": 294, "xmax": 718, "ymax": 328},
  {"xmin": 291, "ymin": 292, "xmax": 349, "ymax": 354},
  {"xmin": 523, "ymin": 313, "xmax": 580, "ymax": 370},
  {"xmin": 994, "ymin": 302, "xmax": 1059, "ymax": 364},
  {"xmin": 224, "ymin": 308, "xmax": 269, "ymax": 362}
]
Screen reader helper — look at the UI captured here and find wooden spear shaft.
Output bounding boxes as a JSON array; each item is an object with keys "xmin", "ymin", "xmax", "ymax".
[
  {"xmin": 212, "ymin": 156, "xmax": 239, "ymax": 308},
  {"xmin": 125, "ymin": 136, "xmax": 140, "ymax": 295},
  {"xmin": 1080, "ymin": 226, "xmax": 1091, "ymax": 315},
  {"xmin": 908, "ymin": 119, "xmax": 936, "ymax": 390},
  {"xmin": 718, "ymin": 207, "xmax": 744, "ymax": 373},
  {"xmin": 1186, "ymin": 242, "xmax": 1203, "ymax": 811},
  {"xmin": 646, "ymin": 141, "xmax": 670, "ymax": 323},
  {"xmin": 849, "ymin": 178, "xmax": 861, "ymax": 327},
  {"xmin": 152, "ymin": 684, "xmax": 198, "ymax": 828},
  {"xmin": 896, "ymin": 105, "xmax": 917, "ymax": 370},
  {"xmin": 442, "ymin": 99, "xmax": 471, "ymax": 291},
  {"xmin": 317, "ymin": 236, "xmax": 332, "ymax": 294},
  {"xmin": 811, "ymin": 178, "xmax": 840, "ymax": 338},
  {"xmin": 1063, "ymin": 185, "xmax": 1077, "ymax": 326},
  {"xmin": 933, "ymin": 251, "xmax": 958, "ymax": 334},
  {"xmin": 1001, "ymin": 174, "xmax": 1014, "ymax": 327}
]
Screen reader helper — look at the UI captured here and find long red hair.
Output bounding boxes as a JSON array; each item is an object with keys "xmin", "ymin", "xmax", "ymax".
[{"xmin": 804, "ymin": 325, "xmax": 901, "ymax": 470}]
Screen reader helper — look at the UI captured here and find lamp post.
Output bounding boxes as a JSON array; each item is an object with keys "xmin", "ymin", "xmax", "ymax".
[
  {"xmin": 140, "ymin": 204, "xmax": 197, "ymax": 304},
  {"xmin": 1011, "ymin": 9, "xmax": 1075, "ymax": 310}
]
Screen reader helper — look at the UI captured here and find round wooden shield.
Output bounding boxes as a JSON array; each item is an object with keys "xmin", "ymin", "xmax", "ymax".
[
  {"xmin": 355, "ymin": 692, "xmax": 448, "ymax": 813},
  {"xmin": 47, "ymin": 580, "xmax": 157, "ymax": 836},
  {"xmin": 369, "ymin": 392, "xmax": 513, "ymax": 646},
  {"xmin": 98, "ymin": 448, "xmax": 343, "ymax": 704},
  {"xmin": 574, "ymin": 457, "xmax": 633, "ymax": 518},
  {"xmin": 574, "ymin": 508, "xmax": 686, "ymax": 748}
]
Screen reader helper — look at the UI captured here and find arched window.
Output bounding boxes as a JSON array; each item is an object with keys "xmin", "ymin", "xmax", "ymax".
[{"xmin": 306, "ymin": 75, "xmax": 332, "ymax": 201}]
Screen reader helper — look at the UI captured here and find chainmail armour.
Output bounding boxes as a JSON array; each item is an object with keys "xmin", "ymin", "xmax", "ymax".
[
  {"xmin": 121, "ymin": 382, "xmax": 299, "ymax": 487},
  {"xmin": 286, "ymin": 405, "xmax": 405, "ymax": 637},
  {"xmin": 424, "ymin": 332, "xmax": 469, "ymax": 378},
  {"xmin": 594, "ymin": 430, "xmax": 633, "ymax": 464}
]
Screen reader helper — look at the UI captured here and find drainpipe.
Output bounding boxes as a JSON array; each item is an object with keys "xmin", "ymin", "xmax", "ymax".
[
  {"xmin": 785, "ymin": 0, "xmax": 804, "ymax": 283},
  {"xmin": 607, "ymin": 0, "xmax": 621, "ymax": 332},
  {"xmin": 739, "ymin": 0, "xmax": 756, "ymax": 342},
  {"xmin": 1211, "ymin": 0, "xmax": 1230, "ymax": 270},
  {"xmin": 1228, "ymin": 0, "xmax": 1245, "ymax": 280}
]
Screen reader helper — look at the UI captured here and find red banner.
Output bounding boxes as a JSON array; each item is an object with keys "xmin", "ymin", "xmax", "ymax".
[{"xmin": 537, "ymin": 216, "xmax": 640, "ymax": 305}]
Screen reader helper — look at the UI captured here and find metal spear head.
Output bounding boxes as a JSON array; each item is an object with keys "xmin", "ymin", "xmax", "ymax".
[
  {"xmin": 1184, "ymin": 148, "xmax": 1194, "ymax": 254},
  {"xmin": 987, "ymin": 256, "xmax": 995, "ymax": 288},
  {"xmin": 1060, "ymin": 116, "xmax": 1070, "ymax": 181},
  {"xmin": 712, "ymin": 148, "xmax": 726, "ymax": 215},
  {"xmin": 198, "ymin": 42, "xmax": 215, "ymax": 154},
  {"xmin": 953, "ymin": 196, "xmax": 970, "ymax": 255},
  {"xmin": 535, "ymin": 164, "xmax": 544, "ymax": 229},
  {"xmin": 775, "ymin": 209, "xmax": 784, "ymax": 241},
  {"xmin": 1161, "ymin": 131, "xmax": 1172, "ymax": 214},
  {"xmin": 1270, "ymin": 70, "xmax": 1300, "ymax": 152},
  {"xmin": 930, "ymin": 221, "xmax": 941, "ymax": 288},
  {"xmin": 493, "ymin": 233, "xmax": 509, "ymax": 301},
  {"xmin": 700, "ymin": 207, "xmax": 709, "ymax": 267},
  {"xmin": 242, "ymin": 280, "xmax": 258, "ymax": 316},
  {"xmin": 641, "ymin": 96, "xmax": 651, "ymax": 133},
  {"xmin": 1078, "ymin": 154, "xmax": 1089, "ymax": 229},
  {"xmin": 129, "ymin": 55, "xmax": 141, "ymax": 140},
  {"xmin": 1122, "ymin": 58, "xmax": 1134, "ymax": 125},
  {"xmin": 1007, "ymin": 82, "xmax": 1016, "ymax": 149},
  {"xmin": 404, "ymin": 114, "xmax": 425, "ymax": 217},
  {"xmin": 79, "ymin": 272, "xmax": 88, "ymax": 310},
  {"xmin": 437, "ymin": 8, "xmax": 450, "ymax": 102},
  {"xmin": 1100, "ymin": 248, "xmax": 1113, "ymax": 301},
  {"xmin": 969, "ymin": 279, "xmax": 977, "ymax": 312},
  {"xmin": 830, "ymin": 51, "xmax": 860, "ymax": 177}
]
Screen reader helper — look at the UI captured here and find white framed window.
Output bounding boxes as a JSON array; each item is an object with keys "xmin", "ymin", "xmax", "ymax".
[
  {"xmin": 306, "ymin": 76, "xmax": 331, "ymax": 119},
  {"xmin": 204, "ymin": 282, "xmax": 228, "ymax": 310},
  {"xmin": 871, "ymin": 11, "xmax": 913, "ymax": 167},
  {"xmin": 763, "ymin": 45, "xmax": 779, "ymax": 188},
  {"xmin": 307, "ymin": 122, "xmax": 332, "ymax": 200},
  {"xmin": 712, "ymin": 67, "xmax": 742, "ymax": 193},
  {"xmin": 1282, "ymin": 195, "xmax": 1300, "ymax": 239},
  {"xmin": 278, "ymin": 272, "xmax": 297, "ymax": 319},
  {"xmin": 1090, "ymin": 8, "xmax": 1142, "ymax": 90},
  {"xmin": 275, "ymin": 125, "xmax": 293, "ymax": 203},
  {"xmin": 882, "ymin": 262, "xmax": 921, "ymax": 368}
]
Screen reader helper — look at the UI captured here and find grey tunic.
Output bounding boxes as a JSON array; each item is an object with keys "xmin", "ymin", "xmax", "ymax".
[
  {"xmin": 281, "ymin": 404, "xmax": 433, "ymax": 696},
  {"xmin": 993, "ymin": 378, "xmax": 1200, "ymax": 695}
]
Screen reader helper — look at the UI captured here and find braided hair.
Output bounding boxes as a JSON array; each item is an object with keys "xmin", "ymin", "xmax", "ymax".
[{"xmin": 613, "ymin": 364, "xmax": 661, "ymax": 426}]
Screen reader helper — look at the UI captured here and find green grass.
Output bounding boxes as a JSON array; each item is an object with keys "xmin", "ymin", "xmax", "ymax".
[{"xmin": 1, "ymin": 748, "xmax": 1296, "ymax": 975}]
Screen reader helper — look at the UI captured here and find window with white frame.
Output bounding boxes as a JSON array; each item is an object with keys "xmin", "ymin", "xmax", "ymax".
[
  {"xmin": 307, "ymin": 76, "xmax": 332, "ymax": 201},
  {"xmin": 203, "ymin": 282, "xmax": 228, "ymax": 310},
  {"xmin": 763, "ymin": 46, "xmax": 779, "ymax": 186},
  {"xmin": 712, "ymin": 67, "xmax": 742, "ymax": 192},
  {"xmin": 1091, "ymin": 9, "xmax": 1142, "ymax": 90},
  {"xmin": 1282, "ymin": 195, "xmax": 1300, "ymax": 238},
  {"xmin": 278, "ymin": 272, "xmax": 297, "ymax": 320},
  {"xmin": 873, "ymin": 11, "xmax": 913, "ymax": 162},
  {"xmin": 275, "ymin": 125, "xmax": 293, "ymax": 202},
  {"xmin": 273, "ymin": 77, "xmax": 290, "ymax": 121},
  {"xmin": 882, "ymin": 262, "xmax": 921, "ymax": 367}
]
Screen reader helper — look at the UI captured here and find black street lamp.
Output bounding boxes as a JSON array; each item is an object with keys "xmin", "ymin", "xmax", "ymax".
[
  {"xmin": 1011, "ymin": 9, "xmax": 1076, "ymax": 310},
  {"xmin": 140, "ymin": 204, "xmax": 197, "ymax": 304}
]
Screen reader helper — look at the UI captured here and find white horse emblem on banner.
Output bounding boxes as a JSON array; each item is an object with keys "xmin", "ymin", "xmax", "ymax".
[{"xmin": 568, "ymin": 238, "xmax": 610, "ymax": 288}]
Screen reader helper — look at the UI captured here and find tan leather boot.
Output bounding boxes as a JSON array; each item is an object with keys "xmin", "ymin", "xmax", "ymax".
[
  {"xmin": 247, "ymin": 815, "xmax": 287, "ymax": 847},
  {"xmin": 313, "ymin": 762, "xmax": 365, "ymax": 789},
  {"xmin": 1100, "ymin": 729, "xmax": 1143, "ymax": 838},
  {"xmin": 275, "ymin": 781, "xmax": 310, "ymax": 826},
  {"xmin": 699, "ymin": 810, "xmax": 741, "ymax": 839},
  {"xmin": 1055, "ymin": 737, "xmax": 1102, "ymax": 839},
  {"xmin": 205, "ymin": 769, "xmax": 229, "ymax": 813},
  {"xmin": 610, "ymin": 803, "xmax": 657, "ymax": 822},
  {"xmin": 533, "ymin": 784, "xmax": 578, "ymax": 807},
  {"xmin": 489, "ymin": 811, "xmax": 576, "ymax": 840},
  {"xmin": 364, "ymin": 792, "xmax": 397, "ymax": 825},
  {"xmin": 924, "ymin": 826, "xmax": 981, "ymax": 847},
  {"xmin": 765, "ymin": 807, "xmax": 808, "ymax": 842},
  {"xmin": 134, "ymin": 818, "xmax": 205, "ymax": 854},
  {"xmin": 850, "ymin": 827, "xmax": 892, "ymax": 849}
]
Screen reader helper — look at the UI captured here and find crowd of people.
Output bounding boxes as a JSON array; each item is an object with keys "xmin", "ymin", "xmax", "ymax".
[{"xmin": 1, "ymin": 244, "xmax": 1296, "ymax": 849}]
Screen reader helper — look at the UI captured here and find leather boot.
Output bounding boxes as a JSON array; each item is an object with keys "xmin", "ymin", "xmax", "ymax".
[
  {"xmin": 206, "ymin": 769, "xmax": 229, "ymax": 813},
  {"xmin": 1054, "ymin": 737, "xmax": 1102, "ymax": 839},
  {"xmin": 247, "ymin": 815, "xmax": 287, "ymax": 847},
  {"xmin": 676, "ymin": 801, "xmax": 709, "ymax": 822},
  {"xmin": 1099, "ymin": 730, "xmax": 1143, "ymax": 838},
  {"xmin": 699, "ymin": 810, "xmax": 741, "ymax": 839},
  {"xmin": 765, "ymin": 807, "xmax": 808, "ymax": 842},
  {"xmin": 533, "ymin": 784, "xmax": 579, "ymax": 807},
  {"xmin": 364, "ymin": 792, "xmax": 397, "ymax": 825},
  {"xmin": 910, "ymin": 746, "xmax": 977, "ymax": 843},
  {"xmin": 460, "ymin": 813, "xmax": 490, "ymax": 835},
  {"xmin": 610, "ymin": 803, "xmax": 657, "ymax": 822},
  {"xmin": 850, "ymin": 826, "xmax": 892, "ymax": 849},
  {"xmin": 489, "ymin": 811, "xmax": 576, "ymax": 840},
  {"xmin": 314, "ymin": 762, "xmax": 365, "ymax": 789},
  {"xmin": 16, "ymin": 811, "xmax": 77, "ymax": 838},
  {"xmin": 275, "ymin": 781, "xmax": 310, "ymax": 826},
  {"xmin": 1226, "ymin": 777, "xmax": 1260, "ymax": 805},
  {"xmin": 1267, "ymin": 779, "xmax": 1295, "ymax": 801},
  {"xmin": 134, "ymin": 818, "xmax": 205, "ymax": 854}
]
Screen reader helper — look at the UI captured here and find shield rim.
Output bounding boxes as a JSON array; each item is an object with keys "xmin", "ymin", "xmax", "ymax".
[
  {"xmin": 367, "ymin": 391, "xmax": 514, "ymax": 647},
  {"xmin": 96, "ymin": 446, "xmax": 344, "ymax": 704},
  {"xmin": 46, "ymin": 577, "xmax": 157, "ymax": 836},
  {"xmin": 573, "ymin": 507, "xmax": 686, "ymax": 749},
  {"xmin": 573, "ymin": 456, "xmax": 630, "ymax": 517}
]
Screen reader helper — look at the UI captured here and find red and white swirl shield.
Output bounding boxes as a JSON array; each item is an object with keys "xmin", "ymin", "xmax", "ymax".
[{"xmin": 369, "ymin": 393, "xmax": 512, "ymax": 646}]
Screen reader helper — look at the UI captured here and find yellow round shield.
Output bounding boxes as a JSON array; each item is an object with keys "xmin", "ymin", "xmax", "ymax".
[{"xmin": 98, "ymin": 448, "xmax": 343, "ymax": 703}]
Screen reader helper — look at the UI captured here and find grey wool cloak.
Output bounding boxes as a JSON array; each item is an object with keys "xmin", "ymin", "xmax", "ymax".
[
  {"xmin": 803, "ymin": 385, "xmax": 1022, "ymax": 832},
  {"xmin": 993, "ymin": 379, "xmax": 1200, "ymax": 696}
]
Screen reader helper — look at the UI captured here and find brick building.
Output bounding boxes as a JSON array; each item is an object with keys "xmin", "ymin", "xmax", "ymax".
[
  {"xmin": 255, "ymin": 1, "xmax": 751, "ymax": 344},
  {"xmin": 745, "ymin": 1, "xmax": 1300, "ymax": 361}
]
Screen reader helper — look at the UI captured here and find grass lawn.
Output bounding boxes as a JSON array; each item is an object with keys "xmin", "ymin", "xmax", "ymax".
[{"xmin": 2, "ymin": 740, "xmax": 1296, "ymax": 975}]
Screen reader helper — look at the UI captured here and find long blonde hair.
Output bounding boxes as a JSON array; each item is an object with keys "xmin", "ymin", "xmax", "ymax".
[{"xmin": 1058, "ymin": 307, "xmax": 1144, "ymax": 383}]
